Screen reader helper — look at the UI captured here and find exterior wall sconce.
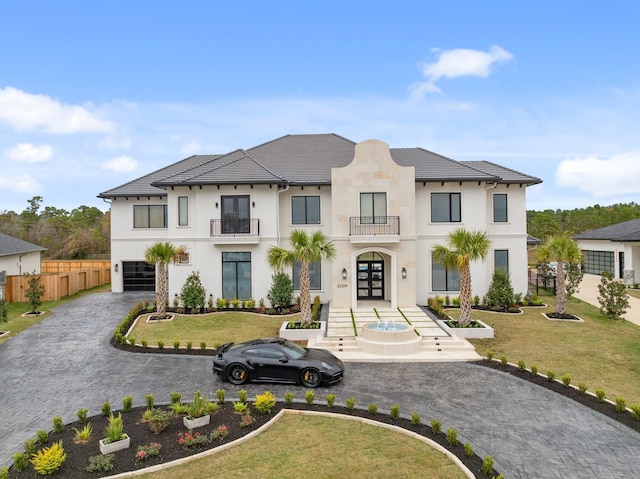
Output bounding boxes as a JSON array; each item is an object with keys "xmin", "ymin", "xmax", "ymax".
[
  {"xmin": 114, "ymin": 263, "xmax": 118, "ymax": 273},
  {"xmin": 342, "ymin": 268, "xmax": 347, "ymax": 280},
  {"xmin": 215, "ymin": 202, "xmax": 219, "ymax": 208},
  {"xmin": 252, "ymin": 201, "xmax": 256, "ymax": 207},
  {"xmin": 402, "ymin": 267, "xmax": 407, "ymax": 279}
]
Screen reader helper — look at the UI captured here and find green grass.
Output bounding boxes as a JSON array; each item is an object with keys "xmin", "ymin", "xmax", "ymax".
[
  {"xmin": 139, "ymin": 414, "xmax": 468, "ymax": 479},
  {"xmin": 0, "ymin": 284, "xmax": 111, "ymax": 345},
  {"xmin": 449, "ymin": 290, "xmax": 640, "ymax": 404},
  {"xmin": 129, "ymin": 311, "xmax": 295, "ymax": 348}
]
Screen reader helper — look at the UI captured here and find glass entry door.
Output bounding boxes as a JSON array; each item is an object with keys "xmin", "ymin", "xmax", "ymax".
[{"xmin": 357, "ymin": 260, "xmax": 384, "ymax": 300}]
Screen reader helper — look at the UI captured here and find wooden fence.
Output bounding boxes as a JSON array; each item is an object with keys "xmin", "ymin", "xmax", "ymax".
[{"xmin": 5, "ymin": 260, "xmax": 111, "ymax": 303}]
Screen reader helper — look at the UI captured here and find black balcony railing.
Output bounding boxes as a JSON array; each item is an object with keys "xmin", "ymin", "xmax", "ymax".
[
  {"xmin": 349, "ymin": 216, "xmax": 400, "ymax": 236},
  {"xmin": 210, "ymin": 218, "xmax": 260, "ymax": 237}
]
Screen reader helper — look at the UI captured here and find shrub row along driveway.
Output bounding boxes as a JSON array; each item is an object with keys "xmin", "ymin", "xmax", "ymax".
[{"xmin": 1, "ymin": 292, "xmax": 639, "ymax": 478}]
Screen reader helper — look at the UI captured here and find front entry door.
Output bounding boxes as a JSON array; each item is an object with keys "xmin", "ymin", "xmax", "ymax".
[{"xmin": 357, "ymin": 260, "xmax": 384, "ymax": 300}]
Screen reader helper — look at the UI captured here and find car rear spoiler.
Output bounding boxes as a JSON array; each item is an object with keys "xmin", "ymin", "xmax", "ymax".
[{"xmin": 217, "ymin": 342, "xmax": 234, "ymax": 354}]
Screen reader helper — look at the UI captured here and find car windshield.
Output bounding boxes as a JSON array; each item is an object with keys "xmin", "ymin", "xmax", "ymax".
[{"xmin": 280, "ymin": 340, "xmax": 307, "ymax": 359}]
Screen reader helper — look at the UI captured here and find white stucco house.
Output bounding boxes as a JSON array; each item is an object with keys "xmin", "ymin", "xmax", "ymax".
[
  {"xmin": 574, "ymin": 218, "xmax": 640, "ymax": 285},
  {"xmin": 98, "ymin": 134, "xmax": 541, "ymax": 310},
  {"xmin": 0, "ymin": 233, "xmax": 46, "ymax": 299}
]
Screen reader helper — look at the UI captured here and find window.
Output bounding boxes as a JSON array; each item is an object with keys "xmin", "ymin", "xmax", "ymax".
[
  {"xmin": 221, "ymin": 195, "xmax": 250, "ymax": 234},
  {"xmin": 133, "ymin": 205, "xmax": 167, "ymax": 228},
  {"xmin": 292, "ymin": 196, "xmax": 320, "ymax": 224},
  {"xmin": 178, "ymin": 252, "xmax": 190, "ymax": 264},
  {"xmin": 222, "ymin": 252, "xmax": 251, "ymax": 299},
  {"xmin": 293, "ymin": 261, "xmax": 321, "ymax": 290},
  {"xmin": 494, "ymin": 250, "xmax": 509, "ymax": 276},
  {"xmin": 432, "ymin": 256, "xmax": 460, "ymax": 291},
  {"xmin": 360, "ymin": 192, "xmax": 387, "ymax": 224},
  {"xmin": 178, "ymin": 196, "xmax": 188, "ymax": 226},
  {"xmin": 431, "ymin": 193, "xmax": 461, "ymax": 222},
  {"xmin": 493, "ymin": 194, "xmax": 508, "ymax": 222}
]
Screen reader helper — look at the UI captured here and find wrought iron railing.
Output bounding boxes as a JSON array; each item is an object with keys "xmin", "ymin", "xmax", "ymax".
[
  {"xmin": 349, "ymin": 216, "xmax": 400, "ymax": 236},
  {"xmin": 210, "ymin": 218, "xmax": 260, "ymax": 237}
]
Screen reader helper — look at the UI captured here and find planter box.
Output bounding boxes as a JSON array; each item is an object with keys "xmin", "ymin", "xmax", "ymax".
[
  {"xmin": 183, "ymin": 414, "xmax": 210, "ymax": 429},
  {"xmin": 437, "ymin": 319, "xmax": 494, "ymax": 339},
  {"xmin": 99, "ymin": 434, "xmax": 130, "ymax": 455},
  {"xmin": 279, "ymin": 321, "xmax": 326, "ymax": 341}
]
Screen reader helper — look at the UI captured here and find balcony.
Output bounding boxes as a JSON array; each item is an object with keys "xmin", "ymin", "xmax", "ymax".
[
  {"xmin": 210, "ymin": 218, "xmax": 261, "ymax": 244},
  {"xmin": 349, "ymin": 216, "xmax": 400, "ymax": 244}
]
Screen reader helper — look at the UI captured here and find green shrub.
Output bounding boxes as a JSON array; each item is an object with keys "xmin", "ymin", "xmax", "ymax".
[
  {"xmin": 598, "ymin": 271, "xmax": 630, "ymax": 320},
  {"xmin": 104, "ymin": 413, "xmax": 125, "ymax": 443},
  {"xmin": 631, "ymin": 405, "xmax": 640, "ymax": 421},
  {"xmin": 24, "ymin": 437, "xmax": 37, "ymax": 455},
  {"xmin": 517, "ymin": 360, "xmax": 526, "ymax": 372},
  {"xmin": 145, "ymin": 393, "xmax": 155, "ymax": 409},
  {"xmin": 486, "ymin": 350, "xmax": 494, "ymax": 361},
  {"xmin": 0, "ymin": 466, "xmax": 9, "ymax": 479},
  {"xmin": 486, "ymin": 269, "xmax": 515, "ymax": 311},
  {"xmin": 215, "ymin": 389, "xmax": 226, "ymax": 404},
  {"xmin": 128, "ymin": 336, "xmax": 136, "ymax": 346},
  {"xmin": 186, "ymin": 341, "xmax": 193, "ymax": 351},
  {"xmin": 141, "ymin": 339, "xmax": 148, "ymax": 348},
  {"xmin": 123, "ymin": 395, "xmax": 133, "ymax": 412},
  {"xmin": 254, "ymin": 391, "xmax": 276, "ymax": 414},
  {"xmin": 170, "ymin": 403, "xmax": 189, "ymax": 415},
  {"xmin": 173, "ymin": 340, "xmax": 180, "ymax": 350},
  {"xmin": 430, "ymin": 418, "xmax": 441, "ymax": 435},
  {"xmin": 464, "ymin": 442, "xmax": 474, "ymax": 457},
  {"xmin": 482, "ymin": 456, "xmax": 495, "ymax": 475},
  {"xmin": 367, "ymin": 403, "xmax": 378, "ymax": 415},
  {"xmin": 546, "ymin": 371, "xmax": 555, "ymax": 382},
  {"xmin": 596, "ymin": 389, "xmax": 606, "ymax": 402},
  {"xmin": 530, "ymin": 365, "xmax": 538, "ymax": 376},
  {"xmin": 578, "ymin": 383, "xmax": 588, "ymax": 395},
  {"xmin": 615, "ymin": 397, "xmax": 627, "ymax": 413},
  {"xmin": 25, "ymin": 272, "xmax": 45, "ymax": 313},
  {"xmin": 389, "ymin": 403, "xmax": 400, "ymax": 420},
  {"xmin": 77, "ymin": 408, "xmax": 88, "ymax": 423},
  {"xmin": 325, "ymin": 393, "xmax": 336, "ymax": 408},
  {"xmin": 200, "ymin": 341, "xmax": 206, "ymax": 350},
  {"xmin": 12, "ymin": 452, "xmax": 28, "ymax": 472},
  {"xmin": 238, "ymin": 389, "xmax": 248, "ymax": 404},
  {"xmin": 410, "ymin": 411, "xmax": 421, "ymax": 425},
  {"xmin": 73, "ymin": 423, "xmax": 93, "ymax": 443},
  {"xmin": 101, "ymin": 401, "xmax": 111, "ymax": 416},
  {"xmin": 233, "ymin": 401, "xmax": 249, "ymax": 413},
  {"xmin": 52, "ymin": 416, "xmax": 64, "ymax": 434},
  {"xmin": 305, "ymin": 390, "xmax": 315, "ymax": 405},
  {"xmin": 187, "ymin": 391, "xmax": 208, "ymax": 418},
  {"xmin": 147, "ymin": 408, "xmax": 172, "ymax": 434},
  {"xmin": 30, "ymin": 440, "xmax": 66, "ymax": 475},
  {"xmin": 345, "ymin": 397, "xmax": 356, "ymax": 410},
  {"xmin": 37, "ymin": 429, "xmax": 49, "ymax": 445},
  {"xmin": 267, "ymin": 272, "xmax": 294, "ymax": 309},
  {"xmin": 180, "ymin": 271, "xmax": 207, "ymax": 310},
  {"xmin": 284, "ymin": 391, "xmax": 294, "ymax": 405},
  {"xmin": 86, "ymin": 453, "xmax": 115, "ymax": 473},
  {"xmin": 157, "ymin": 340, "xmax": 164, "ymax": 349},
  {"xmin": 170, "ymin": 391, "xmax": 182, "ymax": 404},
  {"xmin": 500, "ymin": 354, "xmax": 508, "ymax": 366},
  {"xmin": 445, "ymin": 428, "xmax": 458, "ymax": 446},
  {"xmin": 561, "ymin": 374, "xmax": 571, "ymax": 387}
]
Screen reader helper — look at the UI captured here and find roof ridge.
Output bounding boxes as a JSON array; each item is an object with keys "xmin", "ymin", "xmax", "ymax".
[{"xmin": 464, "ymin": 160, "xmax": 542, "ymax": 183}]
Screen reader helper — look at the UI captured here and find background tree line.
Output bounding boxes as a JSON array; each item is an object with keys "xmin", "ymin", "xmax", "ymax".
[
  {"xmin": 0, "ymin": 196, "xmax": 110, "ymax": 259},
  {"xmin": 527, "ymin": 202, "xmax": 640, "ymax": 240}
]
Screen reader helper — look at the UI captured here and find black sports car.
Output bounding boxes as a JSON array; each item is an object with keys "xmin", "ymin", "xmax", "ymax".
[{"xmin": 212, "ymin": 338, "xmax": 345, "ymax": 388}]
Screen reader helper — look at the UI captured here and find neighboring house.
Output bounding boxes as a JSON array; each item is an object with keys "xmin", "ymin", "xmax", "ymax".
[
  {"xmin": 574, "ymin": 218, "xmax": 640, "ymax": 285},
  {"xmin": 98, "ymin": 134, "xmax": 541, "ymax": 309},
  {"xmin": 0, "ymin": 233, "xmax": 46, "ymax": 299}
]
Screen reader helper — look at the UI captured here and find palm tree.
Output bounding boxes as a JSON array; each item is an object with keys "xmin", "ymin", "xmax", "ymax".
[
  {"xmin": 432, "ymin": 228, "xmax": 491, "ymax": 327},
  {"xmin": 144, "ymin": 242, "xmax": 186, "ymax": 318},
  {"xmin": 267, "ymin": 230, "xmax": 336, "ymax": 325},
  {"xmin": 536, "ymin": 235, "xmax": 582, "ymax": 315}
]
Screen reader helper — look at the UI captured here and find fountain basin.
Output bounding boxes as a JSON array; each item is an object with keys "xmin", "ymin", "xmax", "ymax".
[{"xmin": 356, "ymin": 322, "xmax": 421, "ymax": 355}]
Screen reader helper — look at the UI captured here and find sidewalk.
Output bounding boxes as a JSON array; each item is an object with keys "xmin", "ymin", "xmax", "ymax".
[{"xmin": 572, "ymin": 273, "xmax": 640, "ymax": 326}]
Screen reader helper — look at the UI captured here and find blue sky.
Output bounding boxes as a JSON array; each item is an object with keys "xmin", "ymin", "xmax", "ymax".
[{"xmin": 1, "ymin": 1, "xmax": 639, "ymax": 214}]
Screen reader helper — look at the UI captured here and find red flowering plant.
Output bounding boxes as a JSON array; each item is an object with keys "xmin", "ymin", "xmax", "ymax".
[
  {"xmin": 135, "ymin": 442, "xmax": 161, "ymax": 462},
  {"xmin": 211, "ymin": 424, "xmax": 228, "ymax": 441},
  {"xmin": 177, "ymin": 430, "xmax": 210, "ymax": 449}
]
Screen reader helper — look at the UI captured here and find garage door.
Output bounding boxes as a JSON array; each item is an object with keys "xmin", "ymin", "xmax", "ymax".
[
  {"xmin": 583, "ymin": 250, "xmax": 614, "ymax": 276},
  {"xmin": 123, "ymin": 261, "xmax": 155, "ymax": 291}
]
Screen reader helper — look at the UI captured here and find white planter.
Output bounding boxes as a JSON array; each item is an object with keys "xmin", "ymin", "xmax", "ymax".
[
  {"xmin": 279, "ymin": 321, "xmax": 326, "ymax": 341},
  {"xmin": 437, "ymin": 319, "xmax": 494, "ymax": 339},
  {"xmin": 99, "ymin": 434, "xmax": 130, "ymax": 455},
  {"xmin": 183, "ymin": 414, "xmax": 210, "ymax": 429}
]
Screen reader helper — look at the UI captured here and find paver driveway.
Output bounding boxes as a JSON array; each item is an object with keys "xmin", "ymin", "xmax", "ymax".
[{"xmin": 1, "ymin": 292, "xmax": 639, "ymax": 478}]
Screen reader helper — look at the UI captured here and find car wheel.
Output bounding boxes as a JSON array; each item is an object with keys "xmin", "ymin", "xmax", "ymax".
[
  {"xmin": 300, "ymin": 368, "xmax": 322, "ymax": 388},
  {"xmin": 227, "ymin": 363, "xmax": 248, "ymax": 385}
]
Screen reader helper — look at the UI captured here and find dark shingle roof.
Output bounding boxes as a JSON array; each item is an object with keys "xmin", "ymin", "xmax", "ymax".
[
  {"xmin": 573, "ymin": 219, "xmax": 640, "ymax": 242},
  {"xmin": 98, "ymin": 134, "xmax": 542, "ymax": 197},
  {"xmin": 0, "ymin": 233, "xmax": 46, "ymax": 257}
]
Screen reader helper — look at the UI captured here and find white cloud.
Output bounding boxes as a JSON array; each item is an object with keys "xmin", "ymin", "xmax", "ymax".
[
  {"xmin": 556, "ymin": 153, "xmax": 640, "ymax": 197},
  {"xmin": 100, "ymin": 155, "xmax": 138, "ymax": 172},
  {"xmin": 0, "ymin": 86, "xmax": 116, "ymax": 134},
  {"xmin": 410, "ymin": 45, "xmax": 513, "ymax": 100},
  {"xmin": 0, "ymin": 172, "xmax": 42, "ymax": 193},
  {"xmin": 180, "ymin": 141, "xmax": 201, "ymax": 155},
  {"xmin": 5, "ymin": 143, "xmax": 53, "ymax": 163}
]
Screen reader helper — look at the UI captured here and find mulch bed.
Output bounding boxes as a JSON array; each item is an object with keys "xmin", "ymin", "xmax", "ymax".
[
  {"xmin": 7, "ymin": 402, "xmax": 497, "ymax": 478},
  {"xmin": 476, "ymin": 359, "xmax": 640, "ymax": 433}
]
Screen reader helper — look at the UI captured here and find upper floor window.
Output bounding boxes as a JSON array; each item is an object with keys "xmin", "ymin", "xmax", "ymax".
[
  {"xmin": 133, "ymin": 205, "xmax": 167, "ymax": 228},
  {"xmin": 360, "ymin": 192, "xmax": 387, "ymax": 224},
  {"xmin": 178, "ymin": 196, "xmax": 189, "ymax": 226},
  {"xmin": 493, "ymin": 194, "xmax": 508, "ymax": 223},
  {"xmin": 292, "ymin": 196, "xmax": 320, "ymax": 225},
  {"xmin": 431, "ymin": 193, "xmax": 461, "ymax": 223},
  {"xmin": 494, "ymin": 249, "xmax": 509, "ymax": 276},
  {"xmin": 293, "ymin": 261, "xmax": 321, "ymax": 290}
]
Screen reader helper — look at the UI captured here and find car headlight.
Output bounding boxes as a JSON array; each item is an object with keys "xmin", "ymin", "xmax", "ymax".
[{"xmin": 321, "ymin": 362, "xmax": 333, "ymax": 370}]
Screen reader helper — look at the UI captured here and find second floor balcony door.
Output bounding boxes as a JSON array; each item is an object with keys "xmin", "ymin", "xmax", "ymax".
[{"xmin": 221, "ymin": 195, "xmax": 250, "ymax": 234}]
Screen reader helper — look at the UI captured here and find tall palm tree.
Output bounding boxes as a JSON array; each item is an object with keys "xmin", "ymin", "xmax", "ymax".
[
  {"xmin": 432, "ymin": 228, "xmax": 491, "ymax": 326},
  {"xmin": 144, "ymin": 242, "xmax": 186, "ymax": 318},
  {"xmin": 536, "ymin": 235, "xmax": 582, "ymax": 315},
  {"xmin": 267, "ymin": 230, "xmax": 336, "ymax": 325}
]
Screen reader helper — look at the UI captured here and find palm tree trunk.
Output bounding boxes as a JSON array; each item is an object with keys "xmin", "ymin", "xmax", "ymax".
[
  {"xmin": 459, "ymin": 266, "xmax": 472, "ymax": 326},
  {"xmin": 556, "ymin": 265, "xmax": 567, "ymax": 315},
  {"xmin": 300, "ymin": 261, "xmax": 312, "ymax": 325},
  {"xmin": 157, "ymin": 263, "xmax": 167, "ymax": 317}
]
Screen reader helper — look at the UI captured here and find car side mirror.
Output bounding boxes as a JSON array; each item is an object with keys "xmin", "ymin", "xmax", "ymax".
[{"xmin": 279, "ymin": 357, "xmax": 288, "ymax": 363}]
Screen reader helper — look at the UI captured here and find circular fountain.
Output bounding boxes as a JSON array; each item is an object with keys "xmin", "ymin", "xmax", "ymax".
[{"xmin": 356, "ymin": 321, "xmax": 422, "ymax": 355}]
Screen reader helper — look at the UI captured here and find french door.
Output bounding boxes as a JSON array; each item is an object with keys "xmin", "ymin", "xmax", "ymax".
[
  {"xmin": 357, "ymin": 260, "xmax": 384, "ymax": 300},
  {"xmin": 221, "ymin": 195, "xmax": 250, "ymax": 234}
]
